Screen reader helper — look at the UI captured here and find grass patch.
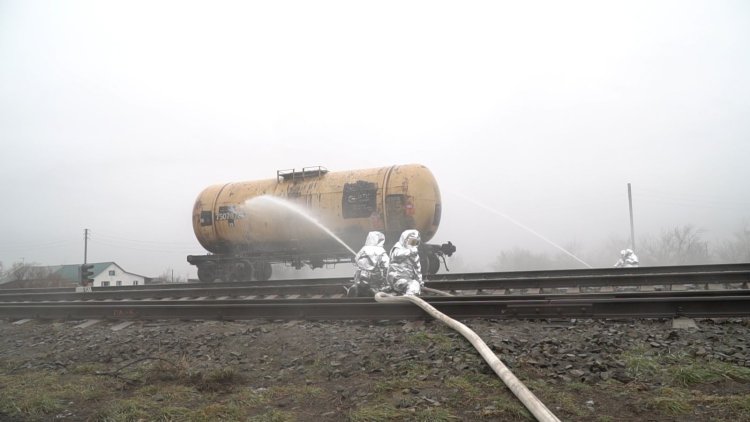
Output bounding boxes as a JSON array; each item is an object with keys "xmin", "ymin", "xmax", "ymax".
[
  {"xmin": 349, "ymin": 403, "xmax": 403, "ymax": 421},
  {"xmin": 248, "ymin": 409, "xmax": 296, "ymax": 422},
  {"xmin": 70, "ymin": 363, "xmax": 109, "ymax": 375},
  {"xmin": 525, "ymin": 379, "xmax": 589, "ymax": 418},
  {"xmin": 138, "ymin": 384, "xmax": 198, "ymax": 402},
  {"xmin": 92, "ymin": 399, "xmax": 153, "ymax": 421},
  {"xmin": 712, "ymin": 394, "xmax": 750, "ymax": 417},
  {"xmin": 269, "ymin": 384, "xmax": 325, "ymax": 403},
  {"xmin": 189, "ymin": 367, "xmax": 245, "ymax": 393},
  {"xmin": 646, "ymin": 387, "xmax": 691, "ymax": 416},
  {"xmin": 1, "ymin": 394, "xmax": 63, "ymax": 419},
  {"xmin": 405, "ymin": 331, "xmax": 455, "ymax": 352},
  {"xmin": 542, "ymin": 390, "xmax": 587, "ymax": 418},
  {"xmin": 190, "ymin": 402, "xmax": 247, "ymax": 421},
  {"xmin": 141, "ymin": 356, "xmax": 190, "ymax": 383},
  {"xmin": 0, "ymin": 372, "xmax": 67, "ymax": 419},
  {"xmin": 374, "ymin": 361, "xmax": 433, "ymax": 393},
  {"xmin": 444, "ymin": 375, "xmax": 482, "ymax": 397},
  {"xmin": 412, "ymin": 407, "xmax": 459, "ymax": 421},
  {"xmin": 622, "ymin": 346, "xmax": 660, "ymax": 380},
  {"xmin": 349, "ymin": 403, "xmax": 457, "ymax": 422},
  {"xmin": 443, "ymin": 373, "xmax": 506, "ymax": 408},
  {"xmin": 480, "ymin": 396, "xmax": 534, "ymax": 420},
  {"xmin": 621, "ymin": 345, "xmax": 750, "ymax": 388},
  {"xmin": 669, "ymin": 360, "xmax": 750, "ymax": 386},
  {"xmin": 230, "ymin": 387, "xmax": 273, "ymax": 408}
]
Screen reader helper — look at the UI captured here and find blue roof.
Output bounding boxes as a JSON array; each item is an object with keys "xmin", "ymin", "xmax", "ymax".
[{"xmin": 0, "ymin": 261, "xmax": 138, "ymax": 284}]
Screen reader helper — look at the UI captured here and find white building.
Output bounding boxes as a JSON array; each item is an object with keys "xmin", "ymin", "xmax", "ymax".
[
  {"xmin": 88, "ymin": 262, "xmax": 146, "ymax": 287},
  {"xmin": 0, "ymin": 261, "xmax": 148, "ymax": 288}
]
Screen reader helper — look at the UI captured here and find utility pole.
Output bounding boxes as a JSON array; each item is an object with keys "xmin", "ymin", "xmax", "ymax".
[
  {"xmin": 83, "ymin": 228, "xmax": 90, "ymax": 264},
  {"xmin": 627, "ymin": 184, "xmax": 636, "ymax": 251}
]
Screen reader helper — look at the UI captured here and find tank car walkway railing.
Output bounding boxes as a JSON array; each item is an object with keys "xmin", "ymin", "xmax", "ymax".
[{"xmin": 276, "ymin": 166, "xmax": 328, "ymax": 182}]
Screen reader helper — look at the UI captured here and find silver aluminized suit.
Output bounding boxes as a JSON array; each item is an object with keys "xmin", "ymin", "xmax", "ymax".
[
  {"xmin": 614, "ymin": 249, "xmax": 639, "ymax": 268},
  {"xmin": 387, "ymin": 229, "xmax": 423, "ymax": 296},
  {"xmin": 351, "ymin": 231, "xmax": 390, "ymax": 294}
]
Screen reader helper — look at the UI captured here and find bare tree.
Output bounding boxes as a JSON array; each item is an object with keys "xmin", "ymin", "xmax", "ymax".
[
  {"xmin": 716, "ymin": 224, "xmax": 750, "ymax": 263},
  {"xmin": 4, "ymin": 261, "xmax": 53, "ymax": 281},
  {"xmin": 551, "ymin": 240, "xmax": 590, "ymax": 269},
  {"xmin": 593, "ymin": 235, "xmax": 632, "ymax": 267},
  {"xmin": 640, "ymin": 225, "xmax": 711, "ymax": 266},
  {"xmin": 156, "ymin": 269, "xmax": 186, "ymax": 283},
  {"xmin": 494, "ymin": 248, "xmax": 557, "ymax": 271}
]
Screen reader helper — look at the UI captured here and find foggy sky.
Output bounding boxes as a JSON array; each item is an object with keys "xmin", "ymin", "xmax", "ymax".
[{"xmin": 1, "ymin": 1, "xmax": 749, "ymax": 278}]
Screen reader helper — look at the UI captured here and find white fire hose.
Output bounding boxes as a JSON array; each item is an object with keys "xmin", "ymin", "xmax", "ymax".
[{"xmin": 374, "ymin": 292, "xmax": 561, "ymax": 422}]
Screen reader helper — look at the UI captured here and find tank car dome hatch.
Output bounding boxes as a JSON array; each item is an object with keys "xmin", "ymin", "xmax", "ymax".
[{"xmin": 186, "ymin": 164, "xmax": 456, "ymax": 282}]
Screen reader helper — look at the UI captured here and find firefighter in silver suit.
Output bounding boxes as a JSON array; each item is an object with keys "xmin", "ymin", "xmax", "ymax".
[
  {"xmin": 348, "ymin": 231, "xmax": 390, "ymax": 296},
  {"xmin": 614, "ymin": 249, "xmax": 639, "ymax": 268},
  {"xmin": 387, "ymin": 229, "xmax": 423, "ymax": 296}
]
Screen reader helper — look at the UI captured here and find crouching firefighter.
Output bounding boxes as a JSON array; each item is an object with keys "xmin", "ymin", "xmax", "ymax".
[
  {"xmin": 387, "ymin": 229, "xmax": 423, "ymax": 296},
  {"xmin": 348, "ymin": 231, "xmax": 390, "ymax": 297}
]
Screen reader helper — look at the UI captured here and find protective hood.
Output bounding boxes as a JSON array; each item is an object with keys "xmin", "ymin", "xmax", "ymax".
[
  {"xmin": 398, "ymin": 229, "xmax": 420, "ymax": 247},
  {"xmin": 365, "ymin": 231, "xmax": 385, "ymax": 247}
]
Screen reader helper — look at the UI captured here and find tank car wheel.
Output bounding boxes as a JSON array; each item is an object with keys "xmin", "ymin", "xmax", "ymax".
[
  {"xmin": 253, "ymin": 262, "xmax": 272, "ymax": 281},
  {"xmin": 428, "ymin": 253, "xmax": 441, "ymax": 275},
  {"xmin": 229, "ymin": 261, "xmax": 253, "ymax": 282},
  {"xmin": 420, "ymin": 253, "xmax": 441, "ymax": 276},
  {"xmin": 197, "ymin": 263, "xmax": 217, "ymax": 282}
]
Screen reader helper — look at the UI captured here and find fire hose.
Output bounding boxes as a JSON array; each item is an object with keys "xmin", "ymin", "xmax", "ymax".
[{"xmin": 374, "ymin": 292, "xmax": 561, "ymax": 422}]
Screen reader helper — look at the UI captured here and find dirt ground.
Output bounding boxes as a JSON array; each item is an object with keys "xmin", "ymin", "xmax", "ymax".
[{"xmin": 1, "ymin": 316, "xmax": 750, "ymax": 421}]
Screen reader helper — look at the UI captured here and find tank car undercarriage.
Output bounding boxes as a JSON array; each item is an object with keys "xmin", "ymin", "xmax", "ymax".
[{"xmin": 187, "ymin": 241, "xmax": 456, "ymax": 283}]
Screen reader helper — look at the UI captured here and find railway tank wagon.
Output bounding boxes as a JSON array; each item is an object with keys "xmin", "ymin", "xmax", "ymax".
[{"xmin": 187, "ymin": 164, "xmax": 455, "ymax": 282}]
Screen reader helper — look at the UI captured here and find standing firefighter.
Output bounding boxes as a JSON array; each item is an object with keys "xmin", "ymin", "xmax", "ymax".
[
  {"xmin": 348, "ymin": 231, "xmax": 390, "ymax": 297},
  {"xmin": 614, "ymin": 249, "xmax": 639, "ymax": 268},
  {"xmin": 387, "ymin": 229, "xmax": 423, "ymax": 296}
]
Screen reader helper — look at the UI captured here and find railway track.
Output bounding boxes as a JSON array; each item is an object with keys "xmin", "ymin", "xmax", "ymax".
[{"xmin": 0, "ymin": 264, "xmax": 748, "ymax": 321}]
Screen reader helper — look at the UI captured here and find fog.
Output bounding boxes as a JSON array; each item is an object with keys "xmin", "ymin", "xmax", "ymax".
[{"xmin": 1, "ymin": 1, "xmax": 748, "ymax": 279}]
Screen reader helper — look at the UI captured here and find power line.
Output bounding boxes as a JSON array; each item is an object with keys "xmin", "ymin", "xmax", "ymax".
[
  {"xmin": 89, "ymin": 238, "xmax": 202, "ymax": 254},
  {"xmin": 637, "ymin": 188, "xmax": 750, "ymax": 206},
  {"xmin": 0, "ymin": 238, "xmax": 78, "ymax": 250},
  {"xmin": 94, "ymin": 231, "xmax": 199, "ymax": 247}
]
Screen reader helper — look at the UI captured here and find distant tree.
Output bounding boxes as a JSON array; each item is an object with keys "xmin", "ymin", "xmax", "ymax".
[
  {"xmin": 156, "ymin": 269, "xmax": 186, "ymax": 283},
  {"xmin": 5, "ymin": 261, "xmax": 52, "ymax": 281},
  {"xmin": 640, "ymin": 225, "xmax": 711, "ymax": 266},
  {"xmin": 716, "ymin": 224, "xmax": 750, "ymax": 263},
  {"xmin": 493, "ymin": 248, "xmax": 556, "ymax": 271},
  {"xmin": 438, "ymin": 254, "xmax": 470, "ymax": 273},
  {"xmin": 591, "ymin": 235, "xmax": 632, "ymax": 267},
  {"xmin": 551, "ymin": 241, "xmax": 591, "ymax": 269}
]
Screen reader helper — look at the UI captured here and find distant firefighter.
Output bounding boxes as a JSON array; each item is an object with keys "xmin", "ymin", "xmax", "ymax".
[
  {"xmin": 387, "ymin": 229, "xmax": 423, "ymax": 296},
  {"xmin": 348, "ymin": 231, "xmax": 390, "ymax": 297},
  {"xmin": 614, "ymin": 249, "xmax": 639, "ymax": 268}
]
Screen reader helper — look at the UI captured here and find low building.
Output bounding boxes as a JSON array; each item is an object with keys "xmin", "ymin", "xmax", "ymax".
[
  {"xmin": 83, "ymin": 262, "xmax": 147, "ymax": 287},
  {"xmin": 0, "ymin": 262, "xmax": 147, "ymax": 288}
]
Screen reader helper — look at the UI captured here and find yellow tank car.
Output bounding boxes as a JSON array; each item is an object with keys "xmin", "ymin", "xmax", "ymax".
[{"xmin": 187, "ymin": 164, "xmax": 455, "ymax": 282}]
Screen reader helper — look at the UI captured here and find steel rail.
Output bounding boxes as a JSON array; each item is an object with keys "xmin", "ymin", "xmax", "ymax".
[
  {"xmin": 2, "ymin": 263, "xmax": 748, "ymax": 295},
  {"xmin": 0, "ymin": 285, "xmax": 749, "ymax": 304},
  {"xmin": 1, "ymin": 268, "xmax": 748, "ymax": 302},
  {"xmin": 1, "ymin": 290, "xmax": 749, "ymax": 320}
]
